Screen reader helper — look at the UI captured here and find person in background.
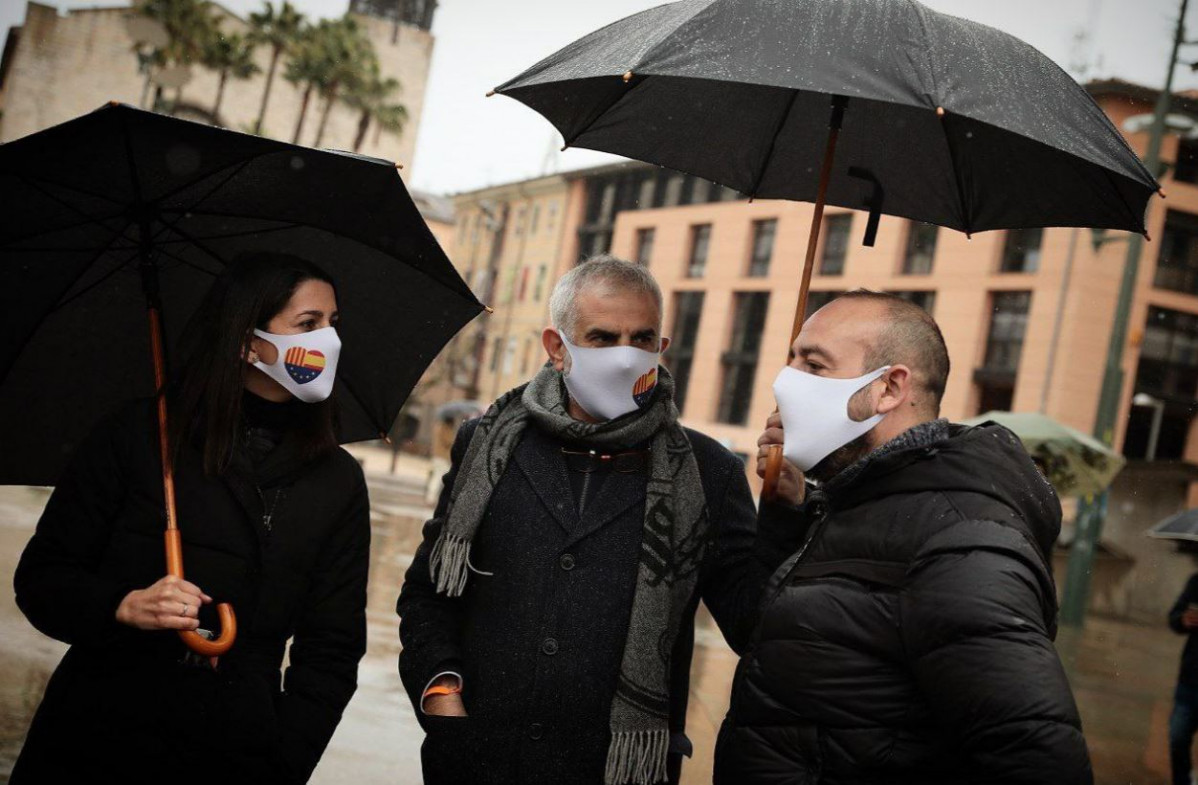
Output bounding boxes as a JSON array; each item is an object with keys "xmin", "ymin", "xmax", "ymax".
[{"xmin": 1170, "ymin": 572, "xmax": 1198, "ymax": 785}]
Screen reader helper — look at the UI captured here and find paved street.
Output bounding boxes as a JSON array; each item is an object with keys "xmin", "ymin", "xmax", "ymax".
[{"xmin": 0, "ymin": 447, "xmax": 1183, "ymax": 783}]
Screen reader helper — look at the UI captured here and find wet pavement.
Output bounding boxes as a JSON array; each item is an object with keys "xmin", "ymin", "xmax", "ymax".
[{"xmin": 0, "ymin": 454, "xmax": 1183, "ymax": 784}]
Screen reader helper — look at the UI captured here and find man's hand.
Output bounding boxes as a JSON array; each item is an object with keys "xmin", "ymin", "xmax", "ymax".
[
  {"xmin": 1183, "ymin": 606, "xmax": 1198, "ymax": 629},
  {"xmin": 757, "ymin": 411, "xmax": 805, "ymax": 507},
  {"xmin": 115, "ymin": 575, "xmax": 210, "ymax": 631},
  {"xmin": 423, "ymin": 674, "xmax": 467, "ymax": 717}
]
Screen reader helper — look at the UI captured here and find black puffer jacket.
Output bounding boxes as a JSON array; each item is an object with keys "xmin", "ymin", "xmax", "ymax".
[{"xmin": 714, "ymin": 422, "xmax": 1092, "ymax": 785}]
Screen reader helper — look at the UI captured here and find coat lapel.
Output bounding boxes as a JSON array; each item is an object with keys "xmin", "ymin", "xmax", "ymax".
[
  {"xmin": 513, "ymin": 428, "xmax": 579, "ymax": 535},
  {"xmin": 566, "ymin": 467, "xmax": 646, "ymax": 548}
]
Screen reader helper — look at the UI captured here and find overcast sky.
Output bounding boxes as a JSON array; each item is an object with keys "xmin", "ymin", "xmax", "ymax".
[{"xmin": 4, "ymin": 0, "xmax": 1196, "ymax": 194}]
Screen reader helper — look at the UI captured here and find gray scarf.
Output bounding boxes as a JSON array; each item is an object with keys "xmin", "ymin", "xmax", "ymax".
[{"xmin": 429, "ymin": 364, "xmax": 709, "ymax": 785}]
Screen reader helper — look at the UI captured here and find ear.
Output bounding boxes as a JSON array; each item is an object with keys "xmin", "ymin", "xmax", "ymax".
[
  {"xmin": 248, "ymin": 334, "xmax": 278, "ymax": 365},
  {"xmin": 874, "ymin": 365, "xmax": 912, "ymax": 415},
  {"xmin": 659, "ymin": 336, "xmax": 671, "ymax": 354},
  {"xmin": 542, "ymin": 327, "xmax": 567, "ymax": 372}
]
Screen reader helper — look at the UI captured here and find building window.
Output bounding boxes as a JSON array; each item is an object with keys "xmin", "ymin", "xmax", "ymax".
[
  {"xmin": 1125, "ymin": 306, "xmax": 1198, "ymax": 459},
  {"xmin": 891, "ymin": 290, "xmax": 937, "ymax": 315},
  {"xmin": 748, "ymin": 219, "xmax": 777, "ymax": 277},
  {"xmin": 1156, "ymin": 210, "xmax": 1198, "ymax": 295},
  {"xmin": 1000, "ymin": 227, "xmax": 1043, "ymax": 273},
  {"xmin": 534, "ymin": 264, "xmax": 548, "ymax": 301},
  {"xmin": 687, "ymin": 224, "xmax": 712, "ymax": 278},
  {"xmin": 902, "ymin": 222, "xmax": 938, "ymax": 275},
  {"xmin": 669, "ymin": 292, "xmax": 705, "ymax": 414},
  {"xmin": 820, "ymin": 214, "xmax": 851, "ymax": 275},
  {"xmin": 489, "ymin": 336, "xmax": 503, "ymax": 373},
  {"xmin": 548, "ymin": 202, "xmax": 559, "ymax": 230},
  {"xmin": 530, "ymin": 205, "xmax": 541, "ymax": 235},
  {"xmin": 973, "ymin": 291, "xmax": 1032, "ymax": 414},
  {"xmin": 518, "ymin": 266, "xmax": 530, "ymax": 302},
  {"xmin": 803, "ymin": 290, "xmax": 844, "ymax": 321},
  {"xmin": 1175, "ymin": 138, "xmax": 1198, "ymax": 185},
  {"xmin": 717, "ymin": 292, "xmax": 770, "ymax": 425},
  {"xmin": 636, "ymin": 228, "xmax": 655, "ymax": 267}
]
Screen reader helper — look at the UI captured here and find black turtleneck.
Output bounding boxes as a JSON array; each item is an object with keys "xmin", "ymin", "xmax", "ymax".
[{"xmin": 241, "ymin": 391, "xmax": 302, "ymax": 464}]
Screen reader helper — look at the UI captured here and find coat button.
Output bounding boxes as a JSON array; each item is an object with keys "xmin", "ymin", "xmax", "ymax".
[
  {"xmin": 541, "ymin": 637, "xmax": 559, "ymax": 656},
  {"xmin": 559, "ymin": 553, "xmax": 575, "ymax": 571},
  {"xmin": 529, "ymin": 722, "xmax": 544, "ymax": 740}
]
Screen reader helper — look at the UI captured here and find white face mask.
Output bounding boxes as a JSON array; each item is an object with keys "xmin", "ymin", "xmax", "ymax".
[
  {"xmin": 559, "ymin": 331, "xmax": 661, "ymax": 421},
  {"xmin": 772, "ymin": 365, "xmax": 890, "ymax": 472},
  {"xmin": 252, "ymin": 326, "xmax": 342, "ymax": 403}
]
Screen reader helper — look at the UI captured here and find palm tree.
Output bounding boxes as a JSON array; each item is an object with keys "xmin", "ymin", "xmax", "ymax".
[
  {"xmin": 311, "ymin": 17, "xmax": 373, "ymax": 148},
  {"xmin": 283, "ymin": 24, "xmax": 327, "ymax": 144},
  {"xmin": 135, "ymin": 0, "xmax": 217, "ymax": 112},
  {"xmin": 202, "ymin": 31, "xmax": 260, "ymax": 122},
  {"xmin": 248, "ymin": 1, "xmax": 305, "ymax": 136},
  {"xmin": 372, "ymin": 102, "xmax": 409, "ymax": 148},
  {"xmin": 344, "ymin": 58, "xmax": 404, "ymax": 152}
]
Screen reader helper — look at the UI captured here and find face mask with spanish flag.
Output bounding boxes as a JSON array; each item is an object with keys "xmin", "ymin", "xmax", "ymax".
[
  {"xmin": 558, "ymin": 331, "xmax": 660, "ymax": 421},
  {"xmin": 251, "ymin": 326, "xmax": 341, "ymax": 403}
]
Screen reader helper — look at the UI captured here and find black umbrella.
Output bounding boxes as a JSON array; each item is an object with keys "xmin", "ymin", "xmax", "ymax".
[
  {"xmin": 493, "ymin": 0, "xmax": 1160, "ymax": 495},
  {"xmin": 1, "ymin": 102, "xmax": 483, "ymax": 654}
]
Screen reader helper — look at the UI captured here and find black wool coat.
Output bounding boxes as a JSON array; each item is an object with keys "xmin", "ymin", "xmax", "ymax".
[
  {"xmin": 714, "ymin": 423, "xmax": 1093, "ymax": 785},
  {"xmin": 11, "ymin": 400, "xmax": 370, "ymax": 785},
  {"xmin": 398, "ymin": 418, "xmax": 800, "ymax": 785}
]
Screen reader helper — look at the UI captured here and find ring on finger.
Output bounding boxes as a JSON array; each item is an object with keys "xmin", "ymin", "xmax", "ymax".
[{"xmin": 181, "ymin": 601, "xmax": 189, "ymax": 616}]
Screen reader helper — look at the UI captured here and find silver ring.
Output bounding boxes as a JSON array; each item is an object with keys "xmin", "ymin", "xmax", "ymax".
[{"xmin": 182, "ymin": 602, "xmax": 189, "ymax": 617}]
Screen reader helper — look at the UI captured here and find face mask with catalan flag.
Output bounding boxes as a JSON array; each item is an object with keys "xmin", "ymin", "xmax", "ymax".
[
  {"xmin": 559, "ymin": 332, "xmax": 661, "ymax": 421},
  {"xmin": 252, "ymin": 326, "xmax": 342, "ymax": 403}
]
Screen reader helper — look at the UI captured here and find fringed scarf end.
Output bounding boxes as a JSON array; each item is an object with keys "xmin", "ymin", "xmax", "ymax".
[
  {"xmin": 429, "ymin": 532, "xmax": 472, "ymax": 597},
  {"xmin": 604, "ymin": 728, "xmax": 669, "ymax": 785}
]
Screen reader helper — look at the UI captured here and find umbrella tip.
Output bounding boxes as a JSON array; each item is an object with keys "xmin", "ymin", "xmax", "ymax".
[
  {"xmin": 622, "ymin": 70, "xmax": 634, "ymax": 83},
  {"xmin": 1159, "ymin": 187, "xmax": 1167, "ymax": 199},
  {"xmin": 380, "ymin": 432, "xmax": 393, "ymax": 445},
  {"xmin": 966, "ymin": 232, "xmax": 972, "ymax": 240},
  {"xmin": 560, "ymin": 144, "xmax": 569, "ymax": 152},
  {"xmin": 395, "ymin": 162, "xmax": 404, "ymax": 170},
  {"xmin": 108, "ymin": 100, "xmax": 122, "ymax": 108},
  {"xmin": 936, "ymin": 106, "xmax": 945, "ymax": 118},
  {"xmin": 484, "ymin": 304, "xmax": 495, "ymax": 314},
  {"xmin": 1144, "ymin": 230, "xmax": 1152, "ymax": 242},
  {"xmin": 748, "ymin": 196, "xmax": 755, "ymax": 204},
  {"xmin": 486, "ymin": 90, "xmax": 496, "ymax": 97}
]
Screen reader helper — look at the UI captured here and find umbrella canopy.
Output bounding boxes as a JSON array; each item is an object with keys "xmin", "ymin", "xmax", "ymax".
[
  {"xmin": 961, "ymin": 411, "xmax": 1126, "ymax": 498},
  {"xmin": 0, "ymin": 103, "xmax": 484, "ymax": 486},
  {"xmin": 1149, "ymin": 508, "xmax": 1198, "ymax": 542},
  {"xmin": 494, "ymin": 0, "xmax": 1158, "ymax": 235}
]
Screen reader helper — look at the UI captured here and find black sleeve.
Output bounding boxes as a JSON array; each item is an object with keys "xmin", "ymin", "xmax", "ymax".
[
  {"xmin": 698, "ymin": 453, "xmax": 806, "ymax": 655},
  {"xmin": 397, "ymin": 419, "xmax": 476, "ymax": 726},
  {"xmin": 13, "ymin": 408, "xmax": 136, "ymax": 646},
  {"xmin": 275, "ymin": 463, "xmax": 371, "ymax": 784},
  {"xmin": 901, "ymin": 544, "xmax": 1092, "ymax": 785},
  {"xmin": 1169, "ymin": 574, "xmax": 1198, "ymax": 634}
]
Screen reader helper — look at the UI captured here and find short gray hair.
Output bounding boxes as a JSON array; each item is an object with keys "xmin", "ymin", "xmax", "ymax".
[{"xmin": 549, "ymin": 254, "xmax": 663, "ymax": 341}]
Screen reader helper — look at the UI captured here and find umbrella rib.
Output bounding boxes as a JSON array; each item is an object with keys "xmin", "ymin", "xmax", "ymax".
[
  {"xmin": 936, "ymin": 115, "xmax": 974, "ymax": 236},
  {"xmin": 747, "ymin": 89, "xmax": 801, "ymax": 199},
  {"xmin": 10, "ymin": 170, "xmax": 127, "ymax": 209},
  {"xmin": 151, "ymin": 242, "xmax": 226, "ymax": 278},
  {"xmin": 13, "ymin": 174, "xmax": 130, "ymax": 242},
  {"xmin": 50, "ymin": 246, "xmax": 144, "ymax": 312},
  {"xmin": 157, "ymin": 222, "xmax": 233, "ymax": 273},
  {"xmin": 155, "ymin": 156, "xmax": 259, "ymax": 216},
  {"xmin": 336, "ymin": 371, "xmax": 391, "ymax": 440}
]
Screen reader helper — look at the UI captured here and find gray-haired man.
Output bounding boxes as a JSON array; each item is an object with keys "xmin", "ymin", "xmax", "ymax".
[{"xmin": 398, "ymin": 256, "xmax": 799, "ymax": 785}]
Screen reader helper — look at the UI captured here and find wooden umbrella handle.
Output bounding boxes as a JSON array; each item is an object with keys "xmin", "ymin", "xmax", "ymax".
[
  {"xmin": 164, "ymin": 529, "xmax": 238, "ymax": 657},
  {"xmin": 148, "ymin": 301, "xmax": 237, "ymax": 658},
  {"xmin": 762, "ymin": 444, "xmax": 785, "ymax": 502}
]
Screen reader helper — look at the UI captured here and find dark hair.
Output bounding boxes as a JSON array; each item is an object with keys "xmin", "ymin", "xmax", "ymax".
[
  {"xmin": 834, "ymin": 290, "xmax": 951, "ymax": 415},
  {"xmin": 171, "ymin": 252, "xmax": 339, "ymax": 475}
]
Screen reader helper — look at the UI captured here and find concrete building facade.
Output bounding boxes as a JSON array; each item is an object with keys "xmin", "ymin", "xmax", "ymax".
[{"xmin": 0, "ymin": 0, "xmax": 434, "ymax": 173}]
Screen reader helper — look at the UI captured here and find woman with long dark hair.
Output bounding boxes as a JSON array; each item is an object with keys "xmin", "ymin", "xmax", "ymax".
[{"xmin": 11, "ymin": 253, "xmax": 370, "ymax": 784}]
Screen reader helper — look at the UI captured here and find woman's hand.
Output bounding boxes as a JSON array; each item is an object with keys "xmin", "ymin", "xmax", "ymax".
[
  {"xmin": 757, "ymin": 411, "xmax": 806, "ymax": 507},
  {"xmin": 115, "ymin": 575, "xmax": 211, "ymax": 631}
]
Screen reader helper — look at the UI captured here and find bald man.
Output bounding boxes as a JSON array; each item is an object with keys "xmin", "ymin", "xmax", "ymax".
[{"xmin": 714, "ymin": 291, "xmax": 1092, "ymax": 785}]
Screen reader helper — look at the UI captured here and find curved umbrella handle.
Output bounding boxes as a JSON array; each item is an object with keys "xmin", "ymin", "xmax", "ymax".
[
  {"xmin": 762, "ymin": 444, "xmax": 784, "ymax": 503},
  {"xmin": 165, "ymin": 528, "xmax": 237, "ymax": 656}
]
